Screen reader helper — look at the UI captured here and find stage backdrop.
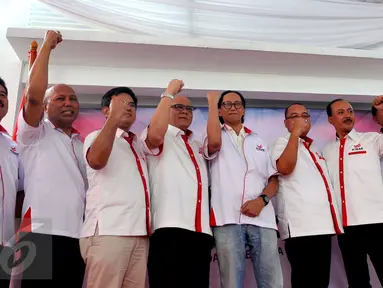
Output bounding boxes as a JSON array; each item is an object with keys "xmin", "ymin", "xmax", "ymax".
[{"xmin": 74, "ymin": 107, "xmax": 381, "ymax": 288}]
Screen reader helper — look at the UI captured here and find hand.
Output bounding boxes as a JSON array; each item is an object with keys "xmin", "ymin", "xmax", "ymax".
[
  {"xmin": 43, "ymin": 30, "xmax": 62, "ymax": 50},
  {"xmin": 291, "ymin": 117, "xmax": 308, "ymax": 137},
  {"xmin": 207, "ymin": 91, "xmax": 220, "ymax": 105},
  {"xmin": 165, "ymin": 79, "xmax": 184, "ymax": 96},
  {"xmin": 108, "ymin": 96, "xmax": 130, "ymax": 123},
  {"xmin": 241, "ymin": 198, "xmax": 265, "ymax": 217},
  {"xmin": 373, "ymin": 95, "xmax": 383, "ymax": 110}
]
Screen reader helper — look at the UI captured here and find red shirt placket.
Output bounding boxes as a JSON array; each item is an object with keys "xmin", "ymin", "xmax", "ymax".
[
  {"xmin": 124, "ymin": 135, "xmax": 151, "ymax": 236},
  {"xmin": 303, "ymin": 142, "xmax": 342, "ymax": 234},
  {"xmin": 338, "ymin": 138, "xmax": 347, "ymax": 227},
  {"xmin": 181, "ymin": 134, "xmax": 202, "ymax": 233}
]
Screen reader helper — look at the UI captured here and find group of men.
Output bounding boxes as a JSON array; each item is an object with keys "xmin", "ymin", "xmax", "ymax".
[{"xmin": 0, "ymin": 30, "xmax": 383, "ymax": 288}]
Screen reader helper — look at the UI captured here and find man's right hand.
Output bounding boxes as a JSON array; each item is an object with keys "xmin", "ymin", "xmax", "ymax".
[
  {"xmin": 43, "ymin": 30, "xmax": 62, "ymax": 50},
  {"xmin": 165, "ymin": 79, "xmax": 184, "ymax": 96},
  {"xmin": 108, "ymin": 97, "xmax": 128, "ymax": 124},
  {"xmin": 291, "ymin": 118, "xmax": 308, "ymax": 137},
  {"xmin": 207, "ymin": 91, "xmax": 220, "ymax": 105}
]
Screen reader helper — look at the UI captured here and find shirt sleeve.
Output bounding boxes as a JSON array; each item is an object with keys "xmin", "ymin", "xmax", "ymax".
[
  {"xmin": 374, "ymin": 133, "xmax": 383, "ymax": 157},
  {"xmin": 265, "ymin": 144, "xmax": 280, "ymax": 178},
  {"xmin": 83, "ymin": 131, "xmax": 99, "ymax": 164},
  {"xmin": 139, "ymin": 127, "xmax": 163, "ymax": 156},
  {"xmin": 201, "ymin": 134, "xmax": 219, "ymax": 160},
  {"xmin": 16, "ymin": 109, "xmax": 44, "ymax": 146},
  {"xmin": 270, "ymin": 137, "xmax": 289, "ymax": 170}
]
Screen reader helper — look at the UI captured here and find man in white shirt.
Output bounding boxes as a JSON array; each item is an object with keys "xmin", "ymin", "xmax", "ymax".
[
  {"xmin": 17, "ymin": 31, "xmax": 87, "ymax": 287},
  {"xmin": 270, "ymin": 103, "xmax": 343, "ymax": 288},
  {"xmin": 142, "ymin": 80, "xmax": 214, "ymax": 288},
  {"xmin": 323, "ymin": 99, "xmax": 383, "ymax": 288},
  {"xmin": 205, "ymin": 90, "xmax": 282, "ymax": 288},
  {"xmin": 80, "ymin": 86, "xmax": 158, "ymax": 288},
  {"xmin": 0, "ymin": 77, "xmax": 24, "ymax": 287}
]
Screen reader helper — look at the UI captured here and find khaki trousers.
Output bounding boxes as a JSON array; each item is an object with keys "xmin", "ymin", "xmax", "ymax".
[{"xmin": 80, "ymin": 229, "xmax": 149, "ymax": 288}]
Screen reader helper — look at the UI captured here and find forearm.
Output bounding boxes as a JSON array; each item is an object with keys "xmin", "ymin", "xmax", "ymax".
[
  {"xmin": 262, "ymin": 176, "xmax": 279, "ymax": 198},
  {"xmin": 207, "ymin": 99, "xmax": 221, "ymax": 154},
  {"xmin": 276, "ymin": 134, "xmax": 299, "ymax": 175},
  {"xmin": 26, "ymin": 44, "xmax": 51, "ymax": 105},
  {"xmin": 146, "ymin": 97, "xmax": 173, "ymax": 149},
  {"xmin": 87, "ymin": 117, "xmax": 118, "ymax": 170}
]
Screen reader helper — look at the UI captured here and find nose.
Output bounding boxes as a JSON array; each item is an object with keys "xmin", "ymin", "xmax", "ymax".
[
  {"xmin": 64, "ymin": 98, "xmax": 73, "ymax": 107},
  {"xmin": 229, "ymin": 105, "xmax": 236, "ymax": 111}
]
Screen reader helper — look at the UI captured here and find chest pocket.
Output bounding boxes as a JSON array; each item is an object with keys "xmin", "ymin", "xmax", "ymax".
[{"xmin": 245, "ymin": 140, "xmax": 270, "ymax": 179}]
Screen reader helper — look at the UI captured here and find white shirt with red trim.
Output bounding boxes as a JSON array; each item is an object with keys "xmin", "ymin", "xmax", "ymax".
[
  {"xmin": 17, "ymin": 114, "xmax": 87, "ymax": 238},
  {"xmin": 204, "ymin": 125, "xmax": 278, "ymax": 230},
  {"xmin": 323, "ymin": 129, "xmax": 383, "ymax": 227},
  {"xmin": 270, "ymin": 134, "xmax": 343, "ymax": 240},
  {"xmin": 81, "ymin": 128, "xmax": 151, "ymax": 238},
  {"xmin": 0, "ymin": 126, "xmax": 23, "ymax": 247},
  {"xmin": 141, "ymin": 125, "xmax": 212, "ymax": 236}
]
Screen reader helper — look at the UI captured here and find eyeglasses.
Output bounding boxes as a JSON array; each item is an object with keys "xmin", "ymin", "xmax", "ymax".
[
  {"xmin": 171, "ymin": 104, "xmax": 196, "ymax": 112},
  {"xmin": 286, "ymin": 114, "xmax": 311, "ymax": 120},
  {"xmin": 122, "ymin": 100, "xmax": 137, "ymax": 109},
  {"xmin": 221, "ymin": 101, "xmax": 243, "ymax": 110}
]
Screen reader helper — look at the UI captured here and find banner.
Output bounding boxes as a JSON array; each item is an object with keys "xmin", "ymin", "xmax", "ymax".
[{"xmin": 74, "ymin": 106, "xmax": 380, "ymax": 287}]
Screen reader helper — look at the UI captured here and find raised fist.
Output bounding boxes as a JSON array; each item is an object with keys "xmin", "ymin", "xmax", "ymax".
[
  {"xmin": 373, "ymin": 95, "xmax": 383, "ymax": 110},
  {"xmin": 109, "ymin": 96, "xmax": 131, "ymax": 122},
  {"xmin": 43, "ymin": 30, "xmax": 62, "ymax": 50},
  {"xmin": 291, "ymin": 117, "xmax": 308, "ymax": 137},
  {"xmin": 165, "ymin": 79, "xmax": 184, "ymax": 96}
]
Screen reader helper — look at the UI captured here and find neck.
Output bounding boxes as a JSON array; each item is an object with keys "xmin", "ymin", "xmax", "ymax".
[
  {"xmin": 61, "ymin": 126, "xmax": 73, "ymax": 137},
  {"xmin": 337, "ymin": 129, "xmax": 350, "ymax": 140},
  {"xmin": 226, "ymin": 123, "xmax": 242, "ymax": 135}
]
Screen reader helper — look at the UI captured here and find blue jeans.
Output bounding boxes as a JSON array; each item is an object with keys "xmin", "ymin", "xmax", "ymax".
[{"xmin": 213, "ymin": 224, "xmax": 283, "ymax": 288}]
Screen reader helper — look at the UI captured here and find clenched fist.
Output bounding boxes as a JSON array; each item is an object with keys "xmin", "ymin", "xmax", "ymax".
[
  {"xmin": 207, "ymin": 91, "xmax": 220, "ymax": 105},
  {"xmin": 43, "ymin": 30, "xmax": 62, "ymax": 50},
  {"xmin": 165, "ymin": 79, "xmax": 184, "ymax": 96},
  {"xmin": 373, "ymin": 95, "xmax": 383, "ymax": 110}
]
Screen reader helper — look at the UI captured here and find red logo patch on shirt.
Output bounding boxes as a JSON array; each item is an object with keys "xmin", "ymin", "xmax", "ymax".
[
  {"xmin": 256, "ymin": 144, "xmax": 265, "ymax": 151},
  {"xmin": 352, "ymin": 144, "xmax": 364, "ymax": 151}
]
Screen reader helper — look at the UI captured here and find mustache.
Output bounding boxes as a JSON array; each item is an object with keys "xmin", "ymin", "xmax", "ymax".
[{"xmin": 343, "ymin": 118, "xmax": 352, "ymax": 123}]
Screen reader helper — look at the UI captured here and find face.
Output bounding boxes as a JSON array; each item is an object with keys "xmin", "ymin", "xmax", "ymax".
[
  {"xmin": 102, "ymin": 93, "xmax": 136, "ymax": 130},
  {"xmin": 45, "ymin": 84, "xmax": 79, "ymax": 128},
  {"xmin": 284, "ymin": 104, "xmax": 311, "ymax": 136},
  {"xmin": 219, "ymin": 93, "xmax": 245, "ymax": 125},
  {"xmin": 373, "ymin": 109, "xmax": 383, "ymax": 127},
  {"xmin": 0, "ymin": 85, "xmax": 8, "ymax": 121},
  {"xmin": 170, "ymin": 96, "xmax": 194, "ymax": 131},
  {"xmin": 328, "ymin": 100, "xmax": 354, "ymax": 134}
]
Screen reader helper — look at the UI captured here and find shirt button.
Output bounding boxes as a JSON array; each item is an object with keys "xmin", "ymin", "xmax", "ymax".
[
  {"xmin": 198, "ymin": 200, "xmax": 201, "ymax": 203},
  {"xmin": 341, "ymin": 145, "xmax": 343, "ymax": 148},
  {"xmin": 199, "ymin": 183, "xmax": 201, "ymax": 185},
  {"xmin": 340, "ymin": 158, "xmax": 343, "ymax": 161},
  {"xmin": 341, "ymin": 186, "xmax": 343, "ymax": 189},
  {"xmin": 340, "ymin": 171, "xmax": 343, "ymax": 174},
  {"xmin": 196, "ymin": 167, "xmax": 199, "ymax": 170},
  {"xmin": 342, "ymin": 201, "xmax": 345, "ymax": 203}
]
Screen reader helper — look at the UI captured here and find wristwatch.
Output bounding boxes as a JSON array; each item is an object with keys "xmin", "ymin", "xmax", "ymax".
[
  {"xmin": 259, "ymin": 195, "xmax": 270, "ymax": 206},
  {"xmin": 161, "ymin": 93, "xmax": 174, "ymax": 100}
]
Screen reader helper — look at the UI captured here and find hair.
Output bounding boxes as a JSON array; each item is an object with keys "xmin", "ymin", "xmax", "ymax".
[
  {"xmin": 284, "ymin": 103, "xmax": 305, "ymax": 119},
  {"xmin": 217, "ymin": 90, "xmax": 246, "ymax": 124},
  {"xmin": 326, "ymin": 99, "xmax": 344, "ymax": 117},
  {"xmin": 101, "ymin": 87, "xmax": 137, "ymax": 108},
  {"xmin": 0, "ymin": 77, "xmax": 8, "ymax": 96},
  {"xmin": 372, "ymin": 105, "xmax": 378, "ymax": 117}
]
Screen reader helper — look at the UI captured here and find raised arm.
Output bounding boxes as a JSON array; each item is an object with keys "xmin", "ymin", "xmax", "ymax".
[
  {"xmin": 24, "ymin": 30, "xmax": 62, "ymax": 127},
  {"xmin": 276, "ymin": 119, "xmax": 306, "ymax": 175},
  {"xmin": 145, "ymin": 79, "xmax": 184, "ymax": 150},
  {"xmin": 86, "ymin": 97, "xmax": 126, "ymax": 170},
  {"xmin": 206, "ymin": 91, "xmax": 222, "ymax": 154}
]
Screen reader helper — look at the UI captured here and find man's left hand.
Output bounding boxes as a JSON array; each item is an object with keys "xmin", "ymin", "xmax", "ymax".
[{"xmin": 241, "ymin": 198, "xmax": 265, "ymax": 217}]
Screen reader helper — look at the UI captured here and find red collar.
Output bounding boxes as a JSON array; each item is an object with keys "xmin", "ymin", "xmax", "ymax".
[{"xmin": 0, "ymin": 125, "xmax": 8, "ymax": 134}]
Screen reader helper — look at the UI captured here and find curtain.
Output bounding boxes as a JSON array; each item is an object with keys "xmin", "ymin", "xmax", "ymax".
[{"xmin": 37, "ymin": 0, "xmax": 383, "ymax": 48}]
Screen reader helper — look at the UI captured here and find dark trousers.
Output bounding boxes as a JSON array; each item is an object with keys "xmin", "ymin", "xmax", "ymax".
[
  {"xmin": 18, "ymin": 232, "xmax": 84, "ymax": 288},
  {"xmin": 338, "ymin": 223, "xmax": 383, "ymax": 288},
  {"xmin": 148, "ymin": 227, "xmax": 214, "ymax": 288},
  {"xmin": 0, "ymin": 245, "xmax": 13, "ymax": 288},
  {"xmin": 285, "ymin": 234, "xmax": 332, "ymax": 288}
]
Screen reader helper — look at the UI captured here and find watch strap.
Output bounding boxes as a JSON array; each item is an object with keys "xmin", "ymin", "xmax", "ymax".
[
  {"xmin": 161, "ymin": 93, "xmax": 174, "ymax": 100},
  {"xmin": 259, "ymin": 195, "xmax": 269, "ymax": 206}
]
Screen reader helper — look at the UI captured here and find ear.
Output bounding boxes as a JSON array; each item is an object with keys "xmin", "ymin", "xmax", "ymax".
[
  {"xmin": 373, "ymin": 115, "xmax": 378, "ymax": 123},
  {"xmin": 218, "ymin": 109, "xmax": 222, "ymax": 117},
  {"xmin": 328, "ymin": 116, "xmax": 333, "ymax": 125},
  {"xmin": 284, "ymin": 119, "xmax": 287, "ymax": 128},
  {"xmin": 43, "ymin": 102, "xmax": 48, "ymax": 113},
  {"xmin": 102, "ymin": 106, "xmax": 110, "ymax": 118}
]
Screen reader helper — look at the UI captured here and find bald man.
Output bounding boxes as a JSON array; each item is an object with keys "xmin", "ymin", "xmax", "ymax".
[
  {"xmin": 142, "ymin": 80, "xmax": 214, "ymax": 288},
  {"xmin": 17, "ymin": 31, "xmax": 87, "ymax": 287}
]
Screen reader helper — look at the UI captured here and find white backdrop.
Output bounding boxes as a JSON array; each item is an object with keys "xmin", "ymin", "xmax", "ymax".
[
  {"xmin": 74, "ymin": 106, "xmax": 381, "ymax": 287},
  {"xmin": 38, "ymin": 0, "xmax": 383, "ymax": 48}
]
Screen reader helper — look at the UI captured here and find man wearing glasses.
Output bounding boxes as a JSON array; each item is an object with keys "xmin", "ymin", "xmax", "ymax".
[
  {"xmin": 142, "ymin": 80, "xmax": 214, "ymax": 288},
  {"xmin": 204, "ymin": 90, "xmax": 282, "ymax": 288},
  {"xmin": 270, "ymin": 103, "xmax": 342, "ymax": 288}
]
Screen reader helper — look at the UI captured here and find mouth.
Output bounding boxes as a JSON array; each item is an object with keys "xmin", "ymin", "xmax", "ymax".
[
  {"xmin": 343, "ymin": 119, "xmax": 352, "ymax": 124},
  {"xmin": 228, "ymin": 112, "xmax": 239, "ymax": 116},
  {"xmin": 61, "ymin": 110, "xmax": 74, "ymax": 117}
]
